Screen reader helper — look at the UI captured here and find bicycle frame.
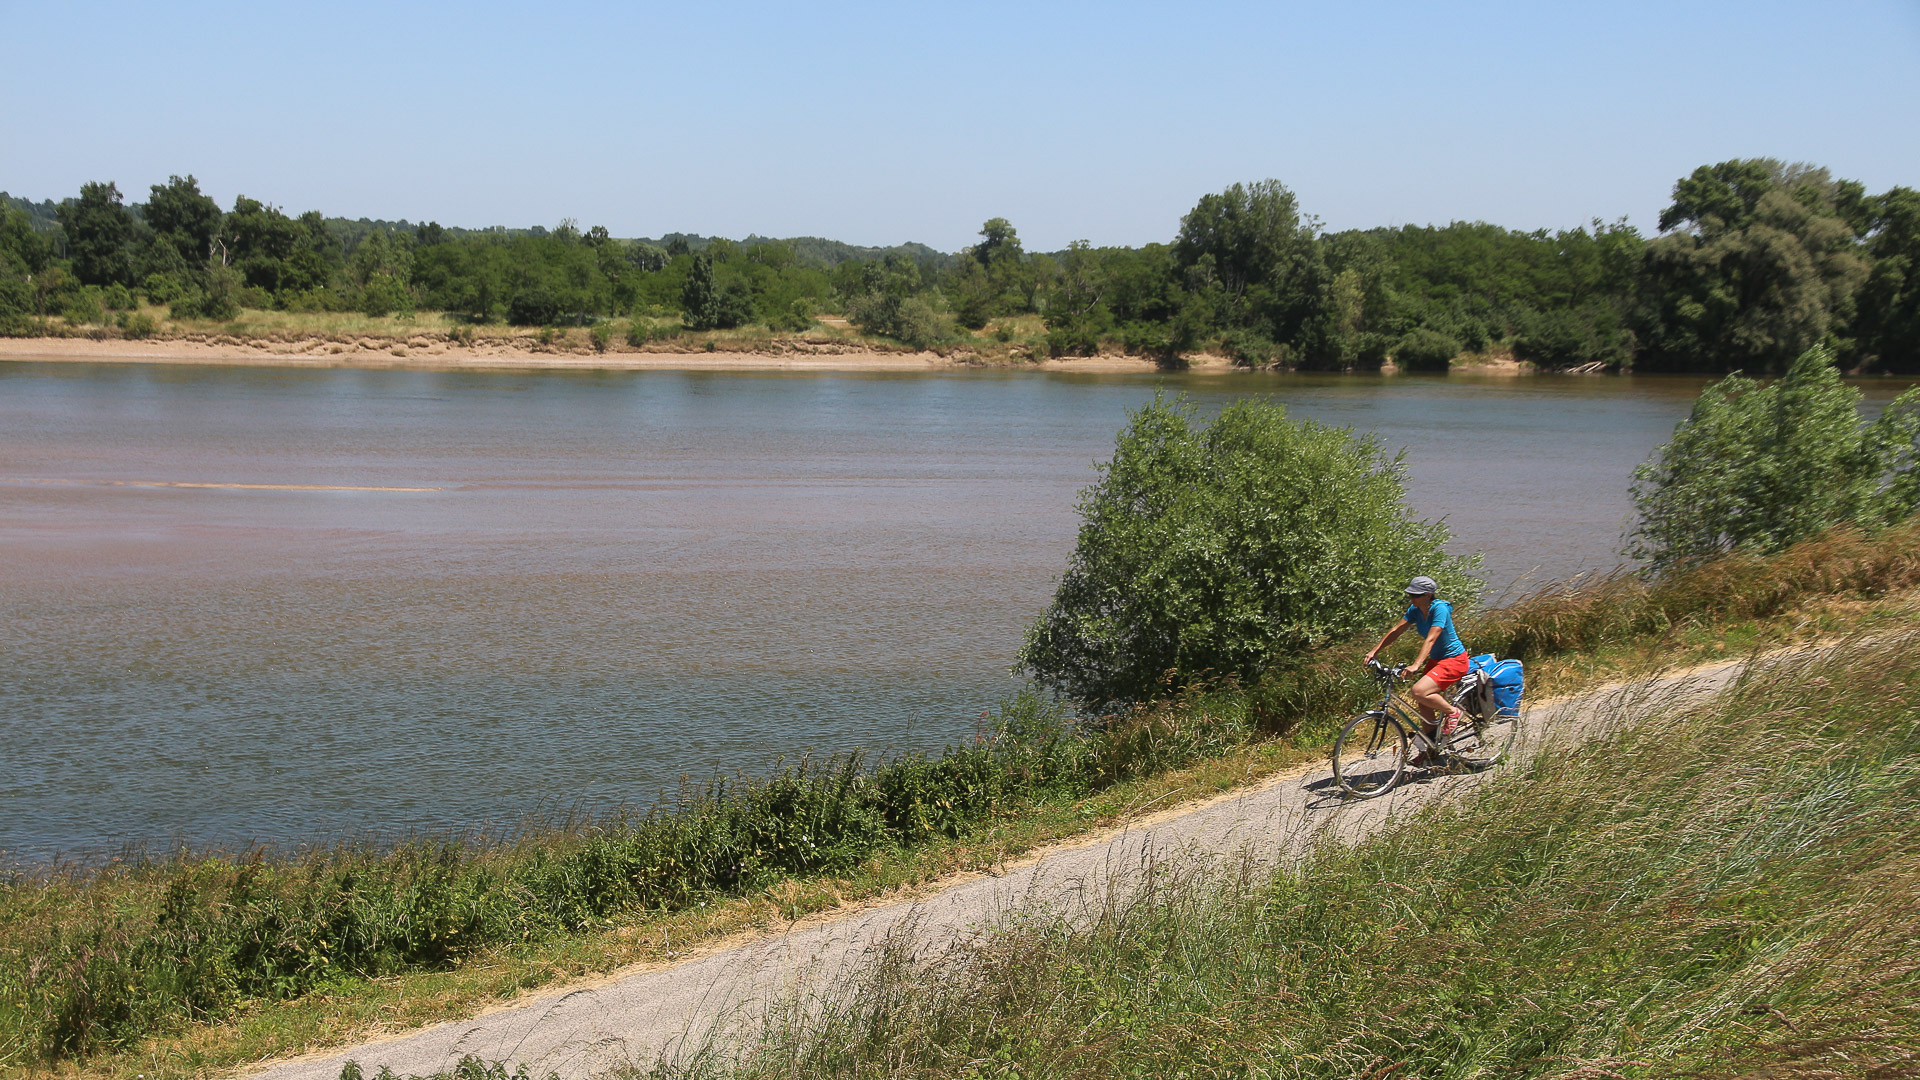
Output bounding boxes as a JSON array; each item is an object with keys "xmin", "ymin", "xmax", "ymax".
[
  {"xmin": 1366, "ymin": 661, "xmax": 1446, "ymax": 754},
  {"xmin": 1333, "ymin": 658, "xmax": 1520, "ymax": 799}
]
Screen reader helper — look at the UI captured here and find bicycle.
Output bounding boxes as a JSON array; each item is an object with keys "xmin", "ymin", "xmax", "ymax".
[{"xmin": 1330, "ymin": 658, "xmax": 1522, "ymax": 798}]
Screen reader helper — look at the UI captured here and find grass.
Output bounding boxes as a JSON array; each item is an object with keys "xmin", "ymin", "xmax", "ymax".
[
  {"xmin": 8, "ymin": 524, "xmax": 1920, "ymax": 1079},
  {"xmin": 650, "ymin": 634, "xmax": 1920, "ymax": 1079}
]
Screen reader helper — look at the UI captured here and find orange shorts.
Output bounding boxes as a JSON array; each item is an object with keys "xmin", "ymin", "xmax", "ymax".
[{"xmin": 1425, "ymin": 651, "xmax": 1472, "ymax": 687}]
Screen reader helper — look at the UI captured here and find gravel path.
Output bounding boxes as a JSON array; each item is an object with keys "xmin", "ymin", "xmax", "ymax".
[{"xmin": 248, "ymin": 659, "xmax": 1747, "ymax": 1080}]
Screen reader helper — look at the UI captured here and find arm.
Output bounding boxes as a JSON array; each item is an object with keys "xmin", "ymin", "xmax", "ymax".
[{"xmin": 1365, "ymin": 620, "xmax": 1411, "ymax": 664}]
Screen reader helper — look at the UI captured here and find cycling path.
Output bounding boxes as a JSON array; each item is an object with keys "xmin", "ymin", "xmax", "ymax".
[{"xmin": 248, "ymin": 658, "xmax": 1750, "ymax": 1080}]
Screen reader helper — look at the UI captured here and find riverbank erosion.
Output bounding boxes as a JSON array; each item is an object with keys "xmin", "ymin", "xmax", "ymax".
[
  {"xmin": 6, "ymin": 522, "xmax": 1920, "ymax": 1078},
  {"xmin": 0, "ymin": 334, "xmax": 1251, "ymax": 374},
  {"xmin": 0, "ymin": 333, "xmax": 1542, "ymax": 375}
]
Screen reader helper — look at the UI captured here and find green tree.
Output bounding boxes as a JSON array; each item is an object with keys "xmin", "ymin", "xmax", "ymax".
[
  {"xmin": 844, "ymin": 254, "xmax": 943, "ymax": 348},
  {"xmin": 1855, "ymin": 186, "xmax": 1920, "ymax": 370},
  {"xmin": 1018, "ymin": 395, "xmax": 1480, "ymax": 708},
  {"xmin": 141, "ymin": 175, "xmax": 222, "ymax": 276},
  {"xmin": 55, "ymin": 181, "xmax": 142, "ymax": 286},
  {"xmin": 680, "ymin": 253, "xmax": 753, "ymax": 330},
  {"xmin": 1639, "ymin": 160, "xmax": 1871, "ymax": 372},
  {"xmin": 1628, "ymin": 345, "xmax": 1920, "ymax": 571},
  {"xmin": 1172, "ymin": 179, "xmax": 1325, "ymax": 353},
  {"xmin": 1041, "ymin": 240, "xmax": 1114, "ymax": 355}
]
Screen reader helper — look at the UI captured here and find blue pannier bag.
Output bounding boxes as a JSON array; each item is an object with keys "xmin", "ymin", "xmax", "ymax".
[{"xmin": 1469, "ymin": 653, "xmax": 1525, "ymax": 717}]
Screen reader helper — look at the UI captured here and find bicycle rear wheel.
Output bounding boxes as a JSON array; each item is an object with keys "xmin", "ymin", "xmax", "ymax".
[
  {"xmin": 1332, "ymin": 711, "xmax": 1407, "ymax": 798},
  {"xmin": 1450, "ymin": 710, "xmax": 1521, "ymax": 769}
]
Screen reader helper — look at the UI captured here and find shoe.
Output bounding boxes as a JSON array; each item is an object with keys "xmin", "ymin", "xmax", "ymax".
[{"xmin": 1439, "ymin": 713, "xmax": 1464, "ymax": 738}]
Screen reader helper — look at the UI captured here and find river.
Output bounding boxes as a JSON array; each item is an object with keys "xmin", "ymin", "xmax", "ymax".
[{"xmin": 3, "ymin": 362, "xmax": 1909, "ymax": 864}]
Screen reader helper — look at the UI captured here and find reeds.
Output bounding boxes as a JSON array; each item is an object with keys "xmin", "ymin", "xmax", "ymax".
[{"xmin": 662, "ymin": 635, "xmax": 1920, "ymax": 1078}]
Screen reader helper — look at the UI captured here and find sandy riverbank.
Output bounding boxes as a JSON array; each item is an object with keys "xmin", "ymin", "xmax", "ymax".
[{"xmin": 0, "ymin": 335, "xmax": 1241, "ymax": 374}]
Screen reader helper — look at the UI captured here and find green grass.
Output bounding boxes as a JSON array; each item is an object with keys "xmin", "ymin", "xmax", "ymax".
[
  {"xmin": 654, "ymin": 634, "xmax": 1920, "ymax": 1079},
  {"xmin": 9, "ymin": 523, "xmax": 1920, "ymax": 1078}
]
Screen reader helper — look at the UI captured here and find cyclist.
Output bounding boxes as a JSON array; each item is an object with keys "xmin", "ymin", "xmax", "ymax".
[{"xmin": 1363, "ymin": 575, "xmax": 1471, "ymax": 764}]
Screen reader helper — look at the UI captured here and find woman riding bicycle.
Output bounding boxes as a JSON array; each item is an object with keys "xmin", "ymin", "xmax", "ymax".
[{"xmin": 1363, "ymin": 575, "xmax": 1470, "ymax": 763}]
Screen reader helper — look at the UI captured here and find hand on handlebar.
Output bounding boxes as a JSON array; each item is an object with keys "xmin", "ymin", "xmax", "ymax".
[{"xmin": 1365, "ymin": 657, "xmax": 1408, "ymax": 680}]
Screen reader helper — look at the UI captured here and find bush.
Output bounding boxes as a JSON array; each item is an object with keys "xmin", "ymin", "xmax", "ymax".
[
  {"xmin": 119, "ymin": 312, "xmax": 158, "ymax": 339},
  {"xmin": 508, "ymin": 288, "xmax": 562, "ymax": 327},
  {"xmin": 767, "ymin": 298, "xmax": 815, "ymax": 333},
  {"xmin": 0, "ymin": 273, "xmax": 34, "ymax": 335},
  {"xmin": 1045, "ymin": 318, "xmax": 1101, "ymax": 357},
  {"xmin": 140, "ymin": 273, "xmax": 185, "ymax": 306},
  {"xmin": 358, "ymin": 272, "xmax": 413, "ymax": 318},
  {"xmin": 590, "ymin": 322, "xmax": 614, "ymax": 352},
  {"xmin": 1018, "ymin": 394, "xmax": 1480, "ymax": 708},
  {"xmin": 61, "ymin": 289, "xmax": 105, "ymax": 325},
  {"xmin": 169, "ymin": 268, "xmax": 241, "ymax": 321},
  {"xmin": 100, "ymin": 283, "xmax": 135, "ymax": 311},
  {"xmin": 1219, "ymin": 328, "xmax": 1279, "ymax": 367},
  {"xmin": 1628, "ymin": 344, "xmax": 1920, "ymax": 571},
  {"xmin": 845, "ymin": 293, "xmax": 943, "ymax": 349},
  {"xmin": 1394, "ymin": 327, "xmax": 1461, "ymax": 371}
]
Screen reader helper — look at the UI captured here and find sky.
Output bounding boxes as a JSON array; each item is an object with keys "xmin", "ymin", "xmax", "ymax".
[{"xmin": 3, "ymin": 0, "xmax": 1917, "ymax": 252}]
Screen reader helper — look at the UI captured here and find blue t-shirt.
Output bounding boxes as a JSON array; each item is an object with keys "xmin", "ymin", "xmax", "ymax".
[{"xmin": 1405, "ymin": 599, "xmax": 1465, "ymax": 660}]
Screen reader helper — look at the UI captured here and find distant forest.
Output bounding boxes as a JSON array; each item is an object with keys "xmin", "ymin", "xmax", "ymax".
[{"xmin": 4, "ymin": 158, "xmax": 1916, "ymax": 373}]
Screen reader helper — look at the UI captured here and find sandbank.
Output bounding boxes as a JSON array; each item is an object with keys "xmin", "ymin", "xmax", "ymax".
[{"xmin": 0, "ymin": 335, "xmax": 1228, "ymax": 374}]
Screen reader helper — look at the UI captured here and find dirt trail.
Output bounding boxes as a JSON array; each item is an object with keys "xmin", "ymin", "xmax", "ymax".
[{"xmin": 246, "ymin": 660, "xmax": 1747, "ymax": 1080}]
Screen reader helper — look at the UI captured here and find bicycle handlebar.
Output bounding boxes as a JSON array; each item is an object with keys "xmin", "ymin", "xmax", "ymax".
[{"xmin": 1365, "ymin": 658, "xmax": 1408, "ymax": 682}]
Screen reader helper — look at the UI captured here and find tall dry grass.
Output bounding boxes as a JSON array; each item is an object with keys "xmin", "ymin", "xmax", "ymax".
[{"xmin": 657, "ymin": 635, "xmax": 1920, "ymax": 1079}]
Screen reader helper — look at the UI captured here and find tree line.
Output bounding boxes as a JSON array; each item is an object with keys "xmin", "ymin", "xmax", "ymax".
[{"xmin": 3, "ymin": 159, "xmax": 1916, "ymax": 372}]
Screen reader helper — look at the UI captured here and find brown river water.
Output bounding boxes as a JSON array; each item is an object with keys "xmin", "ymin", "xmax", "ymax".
[{"xmin": 5, "ymin": 362, "xmax": 1911, "ymax": 864}]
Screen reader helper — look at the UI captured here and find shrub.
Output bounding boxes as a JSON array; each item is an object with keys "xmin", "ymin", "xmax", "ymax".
[
  {"xmin": 169, "ymin": 268, "xmax": 241, "ymax": 321},
  {"xmin": 358, "ymin": 273, "xmax": 412, "ymax": 318},
  {"xmin": 1628, "ymin": 344, "xmax": 1920, "ymax": 571},
  {"xmin": 1018, "ymin": 394, "xmax": 1480, "ymax": 709},
  {"xmin": 845, "ymin": 293, "xmax": 943, "ymax": 349},
  {"xmin": 140, "ymin": 272, "xmax": 185, "ymax": 306},
  {"xmin": 61, "ymin": 289, "xmax": 105, "ymax": 325},
  {"xmin": 767, "ymin": 298, "xmax": 815, "ymax": 333},
  {"xmin": 508, "ymin": 288, "xmax": 562, "ymax": 327},
  {"xmin": 1219, "ymin": 328, "xmax": 1279, "ymax": 367},
  {"xmin": 0, "ymin": 273, "xmax": 34, "ymax": 335},
  {"xmin": 119, "ymin": 312, "xmax": 158, "ymax": 339},
  {"xmin": 1394, "ymin": 327, "xmax": 1461, "ymax": 371},
  {"xmin": 1045, "ymin": 319, "xmax": 1101, "ymax": 357},
  {"xmin": 590, "ymin": 322, "xmax": 614, "ymax": 352},
  {"xmin": 100, "ymin": 282, "xmax": 135, "ymax": 311}
]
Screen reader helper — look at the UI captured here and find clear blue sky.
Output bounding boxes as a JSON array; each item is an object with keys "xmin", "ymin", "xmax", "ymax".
[{"xmin": 3, "ymin": 0, "xmax": 1916, "ymax": 251}]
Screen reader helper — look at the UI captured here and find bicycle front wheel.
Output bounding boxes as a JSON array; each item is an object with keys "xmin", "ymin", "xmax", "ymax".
[
  {"xmin": 1332, "ymin": 711, "xmax": 1408, "ymax": 798},
  {"xmin": 1451, "ymin": 709, "xmax": 1522, "ymax": 769}
]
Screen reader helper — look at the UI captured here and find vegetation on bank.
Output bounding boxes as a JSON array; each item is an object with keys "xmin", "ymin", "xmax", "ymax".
[
  {"xmin": 660, "ymin": 634, "xmax": 1920, "ymax": 1080},
  {"xmin": 7, "ymin": 518, "xmax": 1920, "ymax": 1077},
  {"xmin": 6, "ymin": 158, "xmax": 1917, "ymax": 371}
]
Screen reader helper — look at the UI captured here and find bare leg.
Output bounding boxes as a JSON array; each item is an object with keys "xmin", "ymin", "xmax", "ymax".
[{"xmin": 1409, "ymin": 674, "xmax": 1452, "ymax": 737}]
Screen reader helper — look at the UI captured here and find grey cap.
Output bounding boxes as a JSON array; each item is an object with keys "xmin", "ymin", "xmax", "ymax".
[{"xmin": 1404, "ymin": 575, "xmax": 1438, "ymax": 596}]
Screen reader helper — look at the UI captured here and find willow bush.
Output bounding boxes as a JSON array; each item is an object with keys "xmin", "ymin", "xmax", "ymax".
[{"xmin": 1018, "ymin": 394, "xmax": 1480, "ymax": 710}]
